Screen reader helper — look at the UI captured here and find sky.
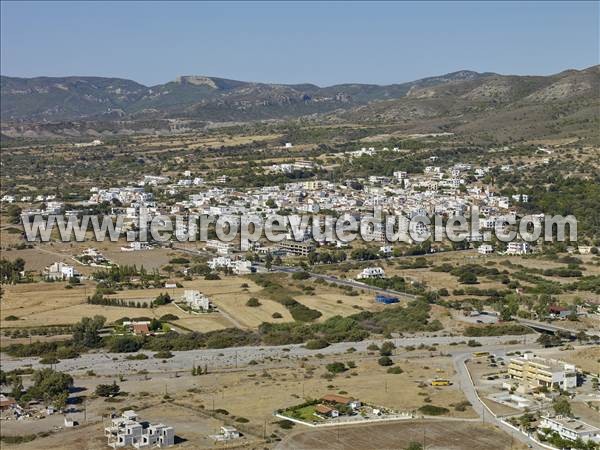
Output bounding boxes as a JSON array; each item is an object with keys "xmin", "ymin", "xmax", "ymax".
[{"xmin": 1, "ymin": 1, "xmax": 598, "ymax": 87}]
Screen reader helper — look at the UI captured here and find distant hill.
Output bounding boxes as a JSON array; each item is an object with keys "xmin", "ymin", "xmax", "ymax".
[
  {"xmin": 1, "ymin": 66, "xmax": 598, "ymax": 142},
  {"xmin": 0, "ymin": 71, "xmax": 492, "ymax": 122},
  {"xmin": 337, "ymin": 65, "xmax": 600, "ymax": 142}
]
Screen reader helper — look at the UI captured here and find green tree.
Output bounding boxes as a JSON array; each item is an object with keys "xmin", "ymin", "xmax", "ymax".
[
  {"xmin": 552, "ymin": 396, "xmax": 572, "ymax": 417},
  {"xmin": 264, "ymin": 253, "xmax": 273, "ymax": 271},
  {"xmin": 72, "ymin": 315, "xmax": 106, "ymax": 348}
]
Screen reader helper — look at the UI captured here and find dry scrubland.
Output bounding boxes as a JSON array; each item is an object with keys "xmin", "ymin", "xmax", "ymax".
[
  {"xmin": 278, "ymin": 420, "xmax": 528, "ymax": 450},
  {"xmin": 0, "ymin": 259, "xmax": 382, "ymax": 332},
  {"xmin": 0, "ymin": 350, "xmax": 478, "ymax": 449}
]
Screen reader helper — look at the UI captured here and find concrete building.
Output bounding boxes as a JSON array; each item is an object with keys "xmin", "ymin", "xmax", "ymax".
[
  {"xmin": 506, "ymin": 242, "xmax": 530, "ymax": 255},
  {"xmin": 45, "ymin": 262, "xmax": 78, "ymax": 280},
  {"xmin": 208, "ymin": 257, "xmax": 253, "ymax": 274},
  {"xmin": 507, "ymin": 354, "xmax": 577, "ymax": 391},
  {"xmin": 540, "ymin": 416, "xmax": 600, "ymax": 443},
  {"xmin": 211, "ymin": 426, "xmax": 241, "ymax": 441},
  {"xmin": 182, "ymin": 290, "xmax": 211, "ymax": 311},
  {"xmin": 278, "ymin": 240, "xmax": 315, "ymax": 256},
  {"xmin": 478, "ymin": 244, "xmax": 494, "ymax": 255},
  {"xmin": 105, "ymin": 410, "xmax": 175, "ymax": 448}
]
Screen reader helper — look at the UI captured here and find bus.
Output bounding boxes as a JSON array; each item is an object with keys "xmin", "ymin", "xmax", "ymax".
[
  {"xmin": 472, "ymin": 351, "xmax": 490, "ymax": 358},
  {"xmin": 431, "ymin": 379, "xmax": 451, "ymax": 386}
]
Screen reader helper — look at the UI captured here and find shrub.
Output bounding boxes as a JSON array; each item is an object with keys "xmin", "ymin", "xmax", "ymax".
[
  {"xmin": 292, "ymin": 271, "xmax": 311, "ymax": 280},
  {"xmin": 246, "ymin": 297, "xmax": 261, "ymax": 307},
  {"xmin": 108, "ymin": 336, "xmax": 143, "ymax": 353},
  {"xmin": 418, "ymin": 405, "xmax": 449, "ymax": 416},
  {"xmin": 39, "ymin": 356, "xmax": 59, "ymax": 365},
  {"xmin": 378, "ymin": 356, "xmax": 393, "ymax": 366},
  {"xmin": 154, "ymin": 351, "xmax": 174, "ymax": 359},
  {"xmin": 5, "ymin": 315, "xmax": 19, "ymax": 321},
  {"xmin": 305, "ymin": 339, "xmax": 329, "ymax": 350},
  {"xmin": 326, "ymin": 362, "xmax": 347, "ymax": 373},
  {"xmin": 387, "ymin": 366, "xmax": 403, "ymax": 374},
  {"xmin": 277, "ymin": 419, "xmax": 295, "ymax": 429},
  {"xmin": 271, "ymin": 312, "xmax": 283, "ymax": 319},
  {"xmin": 125, "ymin": 353, "xmax": 149, "ymax": 360},
  {"xmin": 159, "ymin": 314, "xmax": 179, "ymax": 321},
  {"xmin": 380, "ymin": 341, "xmax": 396, "ymax": 356},
  {"xmin": 95, "ymin": 381, "xmax": 120, "ymax": 397}
]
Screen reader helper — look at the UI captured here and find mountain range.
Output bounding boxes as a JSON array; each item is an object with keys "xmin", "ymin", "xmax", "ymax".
[{"xmin": 1, "ymin": 66, "xmax": 598, "ymax": 141}]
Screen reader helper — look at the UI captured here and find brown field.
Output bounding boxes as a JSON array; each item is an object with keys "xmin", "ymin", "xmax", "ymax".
[
  {"xmin": 278, "ymin": 420, "xmax": 526, "ymax": 450},
  {"xmin": 539, "ymin": 346, "xmax": 600, "ymax": 375},
  {"xmin": 171, "ymin": 354, "xmax": 477, "ymax": 424},
  {"xmin": 0, "ymin": 348, "xmax": 482, "ymax": 449}
]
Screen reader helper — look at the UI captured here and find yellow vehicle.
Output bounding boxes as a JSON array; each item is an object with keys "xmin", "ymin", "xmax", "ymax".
[
  {"xmin": 431, "ymin": 379, "xmax": 451, "ymax": 386},
  {"xmin": 472, "ymin": 351, "xmax": 490, "ymax": 358}
]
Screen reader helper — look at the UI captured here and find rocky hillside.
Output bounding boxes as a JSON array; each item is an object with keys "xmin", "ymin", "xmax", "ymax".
[
  {"xmin": 1, "ymin": 71, "xmax": 490, "ymax": 122},
  {"xmin": 1, "ymin": 66, "xmax": 598, "ymax": 143},
  {"xmin": 337, "ymin": 66, "xmax": 600, "ymax": 142}
]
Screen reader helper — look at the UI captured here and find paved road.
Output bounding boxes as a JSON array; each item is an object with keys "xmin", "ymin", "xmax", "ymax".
[
  {"xmin": 452, "ymin": 351, "xmax": 544, "ymax": 450},
  {"xmin": 515, "ymin": 318, "xmax": 600, "ymax": 339}
]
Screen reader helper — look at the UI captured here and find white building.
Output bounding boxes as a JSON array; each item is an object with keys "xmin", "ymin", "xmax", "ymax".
[
  {"xmin": 540, "ymin": 416, "xmax": 600, "ymax": 443},
  {"xmin": 478, "ymin": 244, "xmax": 494, "ymax": 255},
  {"xmin": 357, "ymin": 267, "xmax": 385, "ymax": 280},
  {"xmin": 182, "ymin": 290, "xmax": 211, "ymax": 311},
  {"xmin": 211, "ymin": 426, "xmax": 241, "ymax": 441},
  {"xmin": 208, "ymin": 257, "xmax": 253, "ymax": 275},
  {"xmin": 45, "ymin": 262, "xmax": 78, "ymax": 280},
  {"xmin": 206, "ymin": 239, "xmax": 235, "ymax": 255},
  {"xmin": 506, "ymin": 242, "xmax": 530, "ymax": 255},
  {"xmin": 105, "ymin": 410, "xmax": 175, "ymax": 448}
]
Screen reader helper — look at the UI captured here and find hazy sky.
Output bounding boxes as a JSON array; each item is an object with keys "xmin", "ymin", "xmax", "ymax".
[{"xmin": 1, "ymin": 1, "xmax": 598, "ymax": 86}]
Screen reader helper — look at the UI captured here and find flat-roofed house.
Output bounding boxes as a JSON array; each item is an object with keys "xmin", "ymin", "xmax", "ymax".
[{"xmin": 540, "ymin": 416, "xmax": 600, "ymax": 443}]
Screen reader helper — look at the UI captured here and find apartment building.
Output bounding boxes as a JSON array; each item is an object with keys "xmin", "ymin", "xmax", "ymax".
[
  {"xmin": 278, "ymin": 240, "xmax": 315, "ymax": 256},
  {"xmin": 507, "ymin": 354, "xmax": 577, "ymax": 391}
]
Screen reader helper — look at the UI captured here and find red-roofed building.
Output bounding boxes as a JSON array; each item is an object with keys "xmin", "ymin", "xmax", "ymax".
[
  {"xmin": 314, "ymin": 404, "xmax": 339, "ymax": 418},
  {"xmin": 0, "ymin": 394, "xmax": 16, "ymax": 411},
  {"xmin": 321, "ymin": 394, "xmax": 361, "ymax": 410},
  {"xmin": 132, "ymin": 323, "xmax": 150, "ymax": 335},
  {"xmin": 549, "ymin": 305, "xmax": 570, "ymax": 319}
]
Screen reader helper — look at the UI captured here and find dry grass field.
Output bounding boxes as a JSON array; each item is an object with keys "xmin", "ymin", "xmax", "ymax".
[
  {"xmin": 540, "ymin": 346, "xmax": 600, "ymax": 375},
  {"xmin": 0, "ymin": 347, "xmax": 483, "ymax": 449},
  {"xmin": 278, "ymin": 420, "xmax": 527, "ymax": 450}
]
